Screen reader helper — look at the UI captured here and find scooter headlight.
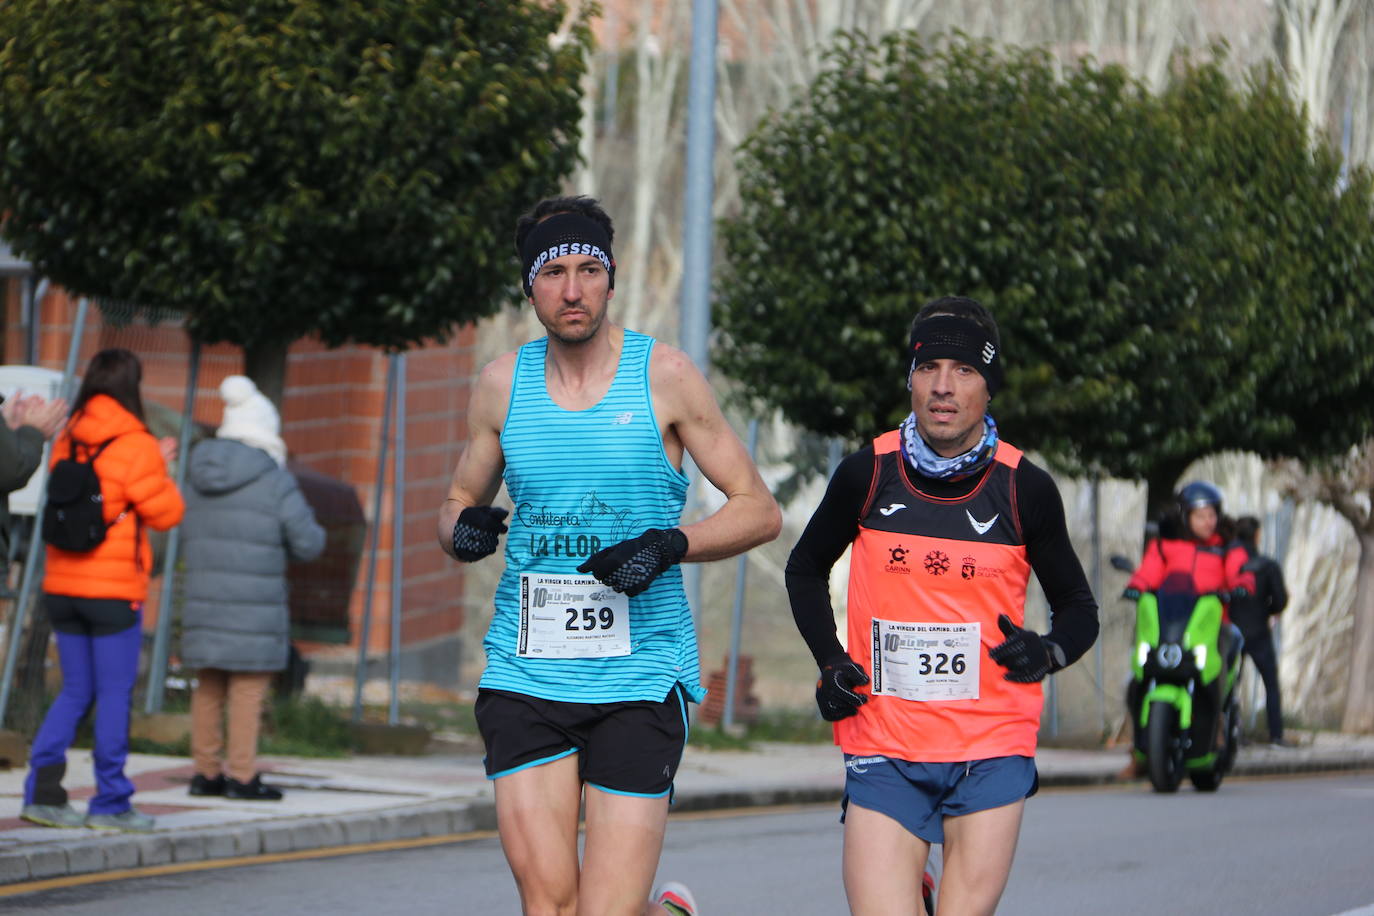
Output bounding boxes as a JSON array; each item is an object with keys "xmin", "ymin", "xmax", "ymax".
[
  {"xmin": 1136, "ymin": 641, "xmax": 1149, "ymax": 668},
  {"xmin": 1193, "ymin": 644, "xmax": 1207, "ymax": 671}
]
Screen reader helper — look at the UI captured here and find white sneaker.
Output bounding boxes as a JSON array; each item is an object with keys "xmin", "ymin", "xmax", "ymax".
[
  {"xmin": 653, "ymin": 880, "xmax": 698, "ymax": 915},
  {"xmin": 85, "ymin": 807, "xmax": 156, "ymax": 832}
]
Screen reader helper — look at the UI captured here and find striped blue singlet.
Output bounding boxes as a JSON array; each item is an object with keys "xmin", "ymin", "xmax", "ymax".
[{"xmin": 479, "ymin": 330, "xmax": 704, "ymax": 704}]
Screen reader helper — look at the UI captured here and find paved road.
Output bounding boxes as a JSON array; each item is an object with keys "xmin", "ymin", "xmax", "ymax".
[{"xmin": 4, "ymin": 774, "xmax": 1373, "ymax": 914}]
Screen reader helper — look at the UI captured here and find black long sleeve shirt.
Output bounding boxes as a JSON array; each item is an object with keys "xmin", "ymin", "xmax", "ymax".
[{"xmin": 785, "ymin": 445, "xmax": 1099, "ymax": 669}]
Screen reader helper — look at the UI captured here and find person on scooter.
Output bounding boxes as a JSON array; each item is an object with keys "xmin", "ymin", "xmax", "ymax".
[
  {"xmin": 1120, "ymin": 481, "xmax": 1252, "ymax": 780},
  {"xmin": 1123, "ymin": 481, "xmax": 1254, "ymax": 613}
]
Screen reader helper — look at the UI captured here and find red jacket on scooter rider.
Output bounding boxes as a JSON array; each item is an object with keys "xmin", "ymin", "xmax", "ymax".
[{"xmin": 1125, "ymin": 481, "xmax": 1255, "ymax": 621}]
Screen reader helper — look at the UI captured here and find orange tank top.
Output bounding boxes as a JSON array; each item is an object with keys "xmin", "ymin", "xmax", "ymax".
[{"xmin": 836, "ymin": 432, "xmax": 1041, "ymax": 762}]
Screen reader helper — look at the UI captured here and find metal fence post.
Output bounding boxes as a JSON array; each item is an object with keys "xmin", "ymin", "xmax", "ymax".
[
  {"xmin": 144, "ymin": 338, "xmax": 201, "ymax": 713},
  {"xmin": 0, "ymin": 297, "xmax": 88, "ymax": 725},
  {"xmin": 351, "ymin": 355, "xmax": 397, "ymax": 723},
  {"xmin": 388, "ymin": 353, "xmax": 406, "ymax": 726},
  {"xmin": 722, "ymin": 419, "xmax": 759, "ymax": 730}
]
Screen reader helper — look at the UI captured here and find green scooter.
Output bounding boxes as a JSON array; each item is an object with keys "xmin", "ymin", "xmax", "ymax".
[{"xmin": 1111, "ymin": 556, "xmax": 1243, "ymax": 793}]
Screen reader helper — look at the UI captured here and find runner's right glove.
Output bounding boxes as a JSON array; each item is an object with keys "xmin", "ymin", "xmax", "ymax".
[
  {"xmin": 451, "ymin": 506, "xmax": 509, "ymax": 562},
  {"xmin": 816, "ymin": 655, "xmax": 870, "ymax": 721}
]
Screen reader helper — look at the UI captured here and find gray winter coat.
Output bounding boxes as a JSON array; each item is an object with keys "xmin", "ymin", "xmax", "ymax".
[{"xmin": 180, "ymin": 438, "xmax": 325, "ymax": 672}]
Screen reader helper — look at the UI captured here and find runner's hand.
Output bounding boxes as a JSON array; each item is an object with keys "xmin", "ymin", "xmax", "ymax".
[
  {"xmin": 989, "ymin": 614, "xmax": 1054, "ymax": 683},
  {"xmin": 1122, "ymin": 587, "xmax": 1142, "ymax": 601},
  {"xmin": 451, "ymin": 506, "xmax": 509, "ymax": 561},
  {"xmin": 816, "ymin": 655, "xmax": 869, "ymax": 721},
  {"xmin": 577, "ymin": 528, "xmax": 688, "ymax": 597}
]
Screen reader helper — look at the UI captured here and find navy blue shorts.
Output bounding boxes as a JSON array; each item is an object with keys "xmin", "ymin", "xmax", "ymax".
[
  {"xmin": 841, "ymin": 754, "xmax": 1038, "ymax": 844},
  {"xmin": 474, "ymin": 686, "xmax": 689, "ymax": 797}
]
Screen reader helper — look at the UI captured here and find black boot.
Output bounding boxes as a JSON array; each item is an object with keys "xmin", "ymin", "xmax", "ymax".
[
  {"xmin": 225, "ymin": 773, "xmax": 284, "ymax": 801},
  {"xmin": 189, "ymin": 773, "xmax": 226, "ymax": 796},
  {"xmin": 30, "ymin": 762, "xmax": 68, "ymax": 806}
]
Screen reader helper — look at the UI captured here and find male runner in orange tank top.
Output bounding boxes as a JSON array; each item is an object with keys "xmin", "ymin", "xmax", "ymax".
[{"xmin": 786, "ymin": 297, "xmax": 1099, "ymax": 916}]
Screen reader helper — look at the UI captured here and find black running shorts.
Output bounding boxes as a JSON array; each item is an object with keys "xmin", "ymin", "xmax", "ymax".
[{"xmin": 475, "ymin": 685, "xmax": 689, "ymax": 797}]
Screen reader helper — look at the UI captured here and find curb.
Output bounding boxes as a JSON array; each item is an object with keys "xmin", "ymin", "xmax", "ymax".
[{"xmin": 0, "ymin": 799, "xmax": 499, "ymax": 887}]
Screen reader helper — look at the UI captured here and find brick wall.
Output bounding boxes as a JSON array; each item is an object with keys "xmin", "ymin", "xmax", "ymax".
[{"xmin": 2, "ymin": 284, "xmax": 475, "ymax": 674}]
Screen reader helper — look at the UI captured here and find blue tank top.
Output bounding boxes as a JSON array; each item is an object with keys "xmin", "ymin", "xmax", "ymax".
[{"xmin": 480, "ymin": 330, "xmax": 703, "ymax": 704}]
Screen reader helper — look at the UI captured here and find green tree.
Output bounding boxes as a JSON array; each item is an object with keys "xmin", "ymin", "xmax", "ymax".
[
  {"xmin": 0, "ymin": 0, "xmax": 590, "ymax": 399},
  {"xmin": 716, "ymin": 32, "xmax": 1374, "ymax": 733},
  {"xmin": 715, "ymin": 33, "xmax": 1374, "ymax": 517}
]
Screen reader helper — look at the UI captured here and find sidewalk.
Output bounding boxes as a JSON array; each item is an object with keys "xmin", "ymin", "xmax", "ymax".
[{"xmin": 1, "ymin": 731, "xmax": 1372, "ymax": 887}]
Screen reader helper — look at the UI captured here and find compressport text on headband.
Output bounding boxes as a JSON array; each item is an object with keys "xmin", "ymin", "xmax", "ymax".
[
  {"xmin": 520, "ymin": 212, "xmax": 615, "ymax": 297},
  {"xmin": 908, "ymin": 314, "xmax": 1003, "ymax": 395}
]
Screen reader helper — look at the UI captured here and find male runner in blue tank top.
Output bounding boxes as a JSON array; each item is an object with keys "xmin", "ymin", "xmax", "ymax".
[{"xmin": 438, "ymin": 195, "xmax": 781, "ymax": 916}]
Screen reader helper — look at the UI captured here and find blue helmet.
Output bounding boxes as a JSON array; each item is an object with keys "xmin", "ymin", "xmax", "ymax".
[{"xmin": 1177, "ymin": 481, "xmax": 1223, "ymax": 517}]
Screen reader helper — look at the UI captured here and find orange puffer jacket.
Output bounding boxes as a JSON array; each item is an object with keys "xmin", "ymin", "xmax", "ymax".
[{"xmin": 43, "ymin": 394, "xmax": 185, "ymax": 602}]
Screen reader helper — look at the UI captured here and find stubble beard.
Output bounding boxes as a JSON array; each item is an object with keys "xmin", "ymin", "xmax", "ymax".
[{"xmin": 543, "ymin": 307, "xmax": 606, "ymax": 346}]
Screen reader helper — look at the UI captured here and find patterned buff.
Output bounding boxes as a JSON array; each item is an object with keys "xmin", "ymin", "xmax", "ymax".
[{"xmin": 899, "ymin": 412, "xmax": 999, "ymax": 481}]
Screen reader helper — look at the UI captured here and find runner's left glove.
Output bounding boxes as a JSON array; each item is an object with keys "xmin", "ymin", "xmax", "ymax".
[
  {"xmin": 451, "ymin": 506, "xmax": 509, "ymax": 562},
  {"xmin": 577, "ymin": 528, "xmax": 688, "ymax": 597},
  {"xmin": 989, "ymin": 614, "xmax": 1061, "ymax": 683}
]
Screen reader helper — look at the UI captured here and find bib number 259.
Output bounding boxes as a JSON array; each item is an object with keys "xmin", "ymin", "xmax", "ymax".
[{"xmin": 566, "ymin": 606, "xmax": 615, "ymax": 631}]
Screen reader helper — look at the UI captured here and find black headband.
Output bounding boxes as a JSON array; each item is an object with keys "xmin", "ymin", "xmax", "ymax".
[
  {"xmin": 908, "ymin": 314, "xmax": 1003, "ymax": 395},
  {"xmin": 519, "ymin": 212, "xmax": 615, "ymax": 297}
]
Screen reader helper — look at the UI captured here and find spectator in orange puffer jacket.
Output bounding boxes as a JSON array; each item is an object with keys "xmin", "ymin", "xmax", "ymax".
[{"xmin": 20, "ymin": 348, "xmax": 184, "ymax": 833}]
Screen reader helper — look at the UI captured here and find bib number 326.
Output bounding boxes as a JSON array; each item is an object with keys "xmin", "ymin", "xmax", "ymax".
[
  {"xmin": 870, "ymin": 619, "xmax": 980, "ymax": 701},
  {"xmin": 518, "ymin": 573, "xmax": 630, "ymax": 658}
]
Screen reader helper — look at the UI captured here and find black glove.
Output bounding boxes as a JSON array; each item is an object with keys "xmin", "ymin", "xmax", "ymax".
[
  {"xmin": 989, "ymin": 614, "xmax": 1054, "ymax": 683},
  {"xmin": 1229, "ymin": 585, "xmax": 1250, "ymax": 600},
  {"xmin": 577, "ymin": 528, "xmax": 688, "ymax": 597},
  {"xmin": 816, "ymin": 655, "xmax": 870, "ymax": 721},
  {"xmin": 1122, "ymin": 587, "xmax": 1142, "ymax": 601},
  {"xmin": 451, "ymin": 506, "xmax": 509, "ymax": 561}
]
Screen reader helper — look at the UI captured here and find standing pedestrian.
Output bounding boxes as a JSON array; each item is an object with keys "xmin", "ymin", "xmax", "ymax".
[
  {"xmin": 1230, "ymin": 515, "xmax": 1290, "ymax": 746},
  {"xmin": 180, "ymin": 375, "xmax": 325, "ymax": 800},
  {"xmin": 21, "ymin": 349, "xmax": 184, "ymax": 832},
  {"xmin": 786, "ymin": 297, "xmax": 1099, "ymax": 916},
  {"xmin": 437, "ymin": 195, "xmax": 781, "ymax": 916},
  {"xmin": 0, "ymin": 390, "xmax": 67, "ymax": 562}
]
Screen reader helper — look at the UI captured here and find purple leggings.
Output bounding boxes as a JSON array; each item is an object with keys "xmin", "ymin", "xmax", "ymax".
[{"xmin": 24, "ymin": 605, "xmax": 142, "ymax": 815}]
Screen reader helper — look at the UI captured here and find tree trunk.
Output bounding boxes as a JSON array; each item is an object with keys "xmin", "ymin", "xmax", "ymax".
[
  {"xmin": 1143, "ymin": 458, "xmax": 1190, "ymax": 544},
  {"xmin": 243, "ymin": 336, "xmax": 291, "ymax": 409},
  {"xmin": 1341, "ymin": 530, "xmax": 1374, "ymax": 733}
]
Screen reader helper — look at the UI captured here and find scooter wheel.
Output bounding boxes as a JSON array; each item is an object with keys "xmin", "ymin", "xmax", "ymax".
[{"xmin": 1146, "ymin": 701, "xmax": 1184, "ymax": 793}]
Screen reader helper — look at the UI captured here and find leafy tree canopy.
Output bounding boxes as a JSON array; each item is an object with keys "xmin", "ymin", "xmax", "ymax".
[
  {"xmin": 0, "ymin": 0, "xmax": 590, "ymax": 351},
  {"xmin": 715, "ymin": 33, "xmax": 1374, "ymax": 507}
]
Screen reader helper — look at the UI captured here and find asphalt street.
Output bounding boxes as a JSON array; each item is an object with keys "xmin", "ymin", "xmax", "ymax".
[{"xmin": 4, "ymin": 773, "xmax": 1372, "ymax": 915}]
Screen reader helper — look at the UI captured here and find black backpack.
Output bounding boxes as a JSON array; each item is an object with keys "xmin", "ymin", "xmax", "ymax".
[{"xmin": 41, "ymin": 436, "xmax": 126, "ymax": 551}]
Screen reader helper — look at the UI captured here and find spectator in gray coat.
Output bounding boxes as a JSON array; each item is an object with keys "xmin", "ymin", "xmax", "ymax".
[{"xmin": 181, "ymin": 376, "xmax": 324, "ymax": 801}]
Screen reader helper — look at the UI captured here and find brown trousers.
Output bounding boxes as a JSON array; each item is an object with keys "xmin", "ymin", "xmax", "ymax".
[{"xmin": 190, "ymin": 668, "xmax": 273, "ymax": 783}]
